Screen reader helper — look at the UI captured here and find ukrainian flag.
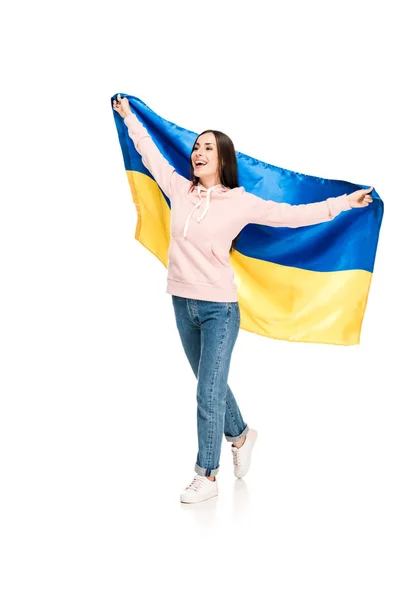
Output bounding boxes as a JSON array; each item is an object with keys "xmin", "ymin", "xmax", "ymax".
[{"xmin": 111, "ymin": 93, "xmax": 384, "ymax": 345}]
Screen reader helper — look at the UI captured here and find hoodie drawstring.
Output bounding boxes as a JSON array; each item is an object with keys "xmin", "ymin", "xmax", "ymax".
[
  {"xmin": 183, "ymin": 184, "xmax": 219, "ymax": 239},
  {"xmin": 183, "ymin": 200, "xmax": 202, "ymax": 238}
]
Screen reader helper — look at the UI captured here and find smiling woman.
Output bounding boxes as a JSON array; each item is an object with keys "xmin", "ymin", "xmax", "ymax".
[
  {"xmin": 190, "ymin": 129, "xmax": 239, "ymax": 189},
  {"xmin": 112, "ymin": 92, "xmax": 380, "ymax": 504},
  {"xmin": 192, "ymin": 135, "xmax": 219, "ymax": 181}
]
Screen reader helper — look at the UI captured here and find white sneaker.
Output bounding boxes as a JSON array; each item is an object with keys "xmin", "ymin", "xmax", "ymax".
[
  {"xmin": 180, "ymin": 475, "xmax": 218, "ymax": 504},
  {"xmin": 231, "ymin": 429, "xmax": 258, "ymax": 478}
]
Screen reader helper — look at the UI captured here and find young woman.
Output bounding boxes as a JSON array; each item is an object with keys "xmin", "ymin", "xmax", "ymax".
[{"xmin": 113, "ymin": 94, "xmax": 373, "ymax": 504}]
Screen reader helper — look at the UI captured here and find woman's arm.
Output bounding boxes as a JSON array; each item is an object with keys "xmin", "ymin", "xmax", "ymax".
[
  {"xmin": 242, "ymin": 189, "xmax": 353, "ymax": 228},
  {"xmin": 123, "ymin": 112, "xmax": 190, "ymax": 201}
]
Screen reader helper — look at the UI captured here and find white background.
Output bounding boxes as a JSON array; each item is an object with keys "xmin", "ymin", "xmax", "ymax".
[{"xmin": 1, "ymin": 1, "xmax": 399, "ymax": 598}]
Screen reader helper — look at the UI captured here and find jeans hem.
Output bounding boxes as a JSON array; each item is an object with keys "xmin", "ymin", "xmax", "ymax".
[
  {"xmin": 224, "ymin": 424, "xmax": 249, "ymax": 442},
  {"xmin": 195, "ymin": 463, "xmax": 220, "ymax": 477}
]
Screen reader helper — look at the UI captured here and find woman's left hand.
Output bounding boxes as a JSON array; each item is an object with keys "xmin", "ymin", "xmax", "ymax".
[{"xmin": 347, "ymin": 186, "xmax": 374, "ymax": 208}]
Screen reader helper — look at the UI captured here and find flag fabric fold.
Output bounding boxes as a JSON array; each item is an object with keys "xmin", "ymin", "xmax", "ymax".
[{"xmin": 111, "ymin": 93, "xmax": 384, "ymax": 345}]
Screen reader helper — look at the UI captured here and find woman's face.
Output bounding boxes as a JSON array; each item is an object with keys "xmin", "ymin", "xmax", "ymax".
[{"xmin": 191, "ymin": 132, "xmax": 220, "ymax": 182}]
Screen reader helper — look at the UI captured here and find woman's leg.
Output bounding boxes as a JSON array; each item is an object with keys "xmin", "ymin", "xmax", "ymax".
[
  {"xmin": 223, "ymin": 302, "xmax": 248, "ymax": 444},
  {"xmin": 171, "ymin": 296, "xmax": 248, "ymax": 460},
  {"xmin": 194, "ymin": 299, "xmax": 242, "ymax": 476}
]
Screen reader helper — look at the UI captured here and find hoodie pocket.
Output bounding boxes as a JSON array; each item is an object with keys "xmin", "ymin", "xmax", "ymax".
[
  {"xmin": 168, "ymin": 237, "xmax": 225, "ymax": 285},
  {"xmin": 211, "ymin": 243, "xmax": 231, "ymax": 268}
]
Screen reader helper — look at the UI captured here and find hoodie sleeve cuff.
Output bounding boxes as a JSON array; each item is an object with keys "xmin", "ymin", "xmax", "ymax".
[{"xmin": 326, "ymin": 193, "xmax": 352, "ymax": 218}]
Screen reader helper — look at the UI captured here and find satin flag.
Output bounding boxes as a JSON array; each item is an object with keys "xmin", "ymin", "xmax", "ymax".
[{"xmin": 111, "ymin": 93, "xmax": 384, "ymax": 345}]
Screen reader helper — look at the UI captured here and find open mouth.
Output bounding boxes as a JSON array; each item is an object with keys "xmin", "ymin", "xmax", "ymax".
[{"xmin": 194, "ymin": 161, "xmax": 207, "ymax": 169}]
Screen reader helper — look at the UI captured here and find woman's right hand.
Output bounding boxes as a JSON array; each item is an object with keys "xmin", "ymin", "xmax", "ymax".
[
  {"xmin": 347, "ymin": 186, "xmax": 374, "ymax": 209},
  {"xmin": 113, "ymin": 93, "xmax": 132, "ymax": 119}
]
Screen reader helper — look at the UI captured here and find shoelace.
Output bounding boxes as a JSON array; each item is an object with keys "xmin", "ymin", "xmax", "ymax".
[
  {"xmin": 231, "ymin": 447, "xmax": 241, "ymax": 467},
  {"xmin": 185, "ymin": 476, "xmax": 204, "ymax": 491}
]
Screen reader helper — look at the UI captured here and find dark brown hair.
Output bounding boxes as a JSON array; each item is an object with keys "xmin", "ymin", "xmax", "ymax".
[{"xmin": 189, "ymin": 130, "xmax": 240, "ymax": 254}]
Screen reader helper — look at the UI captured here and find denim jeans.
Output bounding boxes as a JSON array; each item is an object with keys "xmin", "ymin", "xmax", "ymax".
[{"xmin": 171, "ymin": 295, "xmax": 249, "ymax": 476}]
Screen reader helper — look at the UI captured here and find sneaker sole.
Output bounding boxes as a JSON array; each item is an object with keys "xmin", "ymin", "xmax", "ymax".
[{"xmin": 180, "ymin": 491, "xmax": 218, "ymax": 504}]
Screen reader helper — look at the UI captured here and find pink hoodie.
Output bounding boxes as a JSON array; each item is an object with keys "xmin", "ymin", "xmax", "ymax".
[{"xmin": 123, "ymin": 112, "xmax": 352, "ymax": 302}]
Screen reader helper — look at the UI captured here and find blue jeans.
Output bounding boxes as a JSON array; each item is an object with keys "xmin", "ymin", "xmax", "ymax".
[{"xmin": 171, "ymin": 296, "xmax": 249, "ymax": 477}]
